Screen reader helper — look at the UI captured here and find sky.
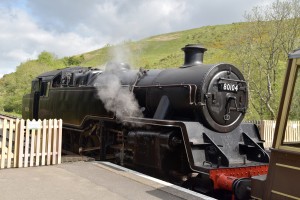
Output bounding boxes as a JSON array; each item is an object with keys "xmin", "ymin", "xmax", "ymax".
[{"xmin": 0, "ymin": 0, "xmax": 275, "ymax": 78}]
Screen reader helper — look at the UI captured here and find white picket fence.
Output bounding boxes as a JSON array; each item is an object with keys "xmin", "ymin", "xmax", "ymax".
[
  {"xmin": 0, "ymin": 118, "xmax": 62, "ymax": 169},
  {"xmin": 248, "ymin": 120, "xmax": 300, "ymax": 149}
]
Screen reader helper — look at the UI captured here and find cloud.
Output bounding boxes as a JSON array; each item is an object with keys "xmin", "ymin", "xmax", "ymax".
[
  {"xmin": 0, "ymin": 7, "xmax": 104, "ymax": 75},
  {"xmin": 26, "ymin": 0, "xmax": 272, "ymax": 38},
  {"xmin": 0, "ymin": 0, "xmax": 276, "ymax": 76},
  {"xmin": 26, "ymin": 0, "xmax": 189, "ymax": 40}
]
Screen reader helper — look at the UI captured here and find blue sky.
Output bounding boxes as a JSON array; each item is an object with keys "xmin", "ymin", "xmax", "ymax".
[{"xmin": 0, "ymin": 0, "xmax": 274, "ymax": 78}]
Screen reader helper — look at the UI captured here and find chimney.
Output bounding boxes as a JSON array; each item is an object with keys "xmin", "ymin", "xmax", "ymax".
[{"xmin": 181, "ymin": 44, "xmax": 207, "ymax": 67}]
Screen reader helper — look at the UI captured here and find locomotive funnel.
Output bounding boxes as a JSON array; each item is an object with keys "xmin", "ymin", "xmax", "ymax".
[{"xmin": 181, "ymin": 44, "xmax": 207, "ymax": 67}]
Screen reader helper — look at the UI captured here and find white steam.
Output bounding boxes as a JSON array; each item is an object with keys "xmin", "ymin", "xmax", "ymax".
[
  {"xmin": 95, "ymin": 71, "xmax": 143, "ymax": 121},
  {"xmin": 109, "ymin": 44, "xmax": 133, "ymax": 64},
  {"xmin": 95, "ymin": 44, "xmax": 144, "ymax": 122}
]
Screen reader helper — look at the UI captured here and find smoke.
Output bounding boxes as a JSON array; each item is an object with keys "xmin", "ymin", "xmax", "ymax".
[
  {"xmin": 94, "ymin": 43, "xmax": 145, "ymax": 123},
  {"xmin": 109, "ymin": 43, "xmax": 133, "ymax": 64},
  {"xmin": 107, "ymin": 41, "xmax": 146, "ymax": 67},
  {"xmin": 95, "ymin": 69, "xmax": 143, "ymax": 121}
]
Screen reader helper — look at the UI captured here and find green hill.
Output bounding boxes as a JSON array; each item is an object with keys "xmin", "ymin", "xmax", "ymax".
[
  {"xmin": 0, "ymin": 22, "xmax": 296, "ymax": 119},
  {"xmin": 79, "ymin": 23, "xmax": 241, "ymax": 68}
]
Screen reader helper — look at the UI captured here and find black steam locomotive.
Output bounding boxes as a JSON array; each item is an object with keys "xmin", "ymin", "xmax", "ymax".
[{"xmin": 22, "ymin": 44, "xmax": 269, "ymax": 199}]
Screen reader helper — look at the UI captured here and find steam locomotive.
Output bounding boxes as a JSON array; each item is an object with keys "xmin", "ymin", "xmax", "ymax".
[{"xmin": 22, "ymin": 44, "xmax": 269, "ymax": 199}]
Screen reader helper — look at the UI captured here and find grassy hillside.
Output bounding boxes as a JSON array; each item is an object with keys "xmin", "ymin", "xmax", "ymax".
[
  {"xmin": 0, "ymin": 22, "xmax": 290, "ymax": 119},
  {"xmin": 79, "ymin": 23, "xmax": 243, "ymax": 69}
]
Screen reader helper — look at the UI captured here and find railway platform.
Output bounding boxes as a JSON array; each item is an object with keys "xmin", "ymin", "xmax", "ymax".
[{"xmin": 0, "ymin": 161, "xmax": 215, "ymax": 200}]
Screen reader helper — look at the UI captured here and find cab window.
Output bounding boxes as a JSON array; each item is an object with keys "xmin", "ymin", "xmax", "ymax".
[
  {"xmin": 40, "ymin": 81, "xmax": 50, "ymax": 97},
  {"xmin": 31, "ymin": 80, "xmax": 39, "ymax": 92},
  {"xmin": 52, "ymin": 74, "xmax": 62, "ymax": 87}
]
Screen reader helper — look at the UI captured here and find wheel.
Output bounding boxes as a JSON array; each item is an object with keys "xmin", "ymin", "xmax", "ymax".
[{"xmin": 79, "ymin": 125, "xmax": 101, "ymax": 157}]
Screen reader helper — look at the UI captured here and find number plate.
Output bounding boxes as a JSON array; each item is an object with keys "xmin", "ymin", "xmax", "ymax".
[{"xmin": 219, "ymin": 83, "xmax": 239, "ymax": 92}]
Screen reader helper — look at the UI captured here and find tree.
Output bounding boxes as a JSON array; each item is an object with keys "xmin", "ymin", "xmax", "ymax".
[
  {"xmin": 0, "ymin": 53, "xmax": 67, "ymax": 115},
  {"xmin": 38, "ymin": 51, "xmax": 56, "ymax": 64},
  {"xmin": 63, "ymin": 55, "xmax": 85, "ymax": 66},
  {"xmin": 231, "ymin": 0, "xmax": 300, "ymax": 120}
]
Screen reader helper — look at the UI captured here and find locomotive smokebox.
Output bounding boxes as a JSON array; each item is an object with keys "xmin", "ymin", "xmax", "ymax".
[{"xmin": 181, "ymin": 44, "xmax": 207, "ymax": 67}]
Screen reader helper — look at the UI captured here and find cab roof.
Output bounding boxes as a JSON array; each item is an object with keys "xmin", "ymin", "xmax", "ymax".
[
  {"xmin": 37, "ymin": 67, "xmax": 86, "ymax": 78},
  {"xmin": 289, "ymin": 48, "xmax": 300, "ymax": 59}
]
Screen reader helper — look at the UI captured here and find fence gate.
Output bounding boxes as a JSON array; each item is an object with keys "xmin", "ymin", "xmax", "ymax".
[{"xmin": 0, "ymin": 118, "xmax": 62, "ymax": 169}]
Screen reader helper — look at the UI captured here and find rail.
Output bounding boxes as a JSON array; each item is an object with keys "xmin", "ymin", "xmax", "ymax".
[{"xmin": 0, "ymin": 116, "xmax": 62, "ymax": 169}]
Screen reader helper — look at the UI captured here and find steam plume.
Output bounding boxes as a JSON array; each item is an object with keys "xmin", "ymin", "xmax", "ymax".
[{"xmin": 95, "ymin": 71, "xmax": 143, "ymax": 121}]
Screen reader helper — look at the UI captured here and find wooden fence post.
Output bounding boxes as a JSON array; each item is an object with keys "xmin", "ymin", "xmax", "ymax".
[
  {"xmin": 1, "ymin": 119, "xmax": 7, "ymax": 169},
  {"xmin": 52, "ymin": 119, "xmax": 57, "ymax": 164},
  {"xmin": 41, "ymin": 119, "xmax": 47, "ymax": 166},
  {"xmin": 7, "ymin": 119, "xmax": 14, "ymax": 168},
  {"xmin": 14, "ymin": 119, "xmax": 20, "ymax": 168},
  {"xmin": 24, "ymin": 119, "xmax": 30, "ymax": 168},
  {"xmin": 58, "ymin": 119, "xmax": 62, "ymax": 164},
  {"xmin": 47, "ymin": 119, "xmax": 53, "ymax": 165},
  {"xmin": 29, "ymin": 129, "xmax": 36, "ymax": 167},
  {"xmin": 260, "ymin": 120, "xmax": 265, "ymax": 142},
  {"xmin": 18, "ymin": 119, "xmax": 25, "ymax": 168},
  {"xmin": 35, "ymin": 120, "xmax": 42, "ymax": 166}
]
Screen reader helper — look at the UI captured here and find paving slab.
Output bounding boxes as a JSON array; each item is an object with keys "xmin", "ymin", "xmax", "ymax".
[{"xmin": 0, "ymin": 161, "xmax": 215, "ymax": 200}]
